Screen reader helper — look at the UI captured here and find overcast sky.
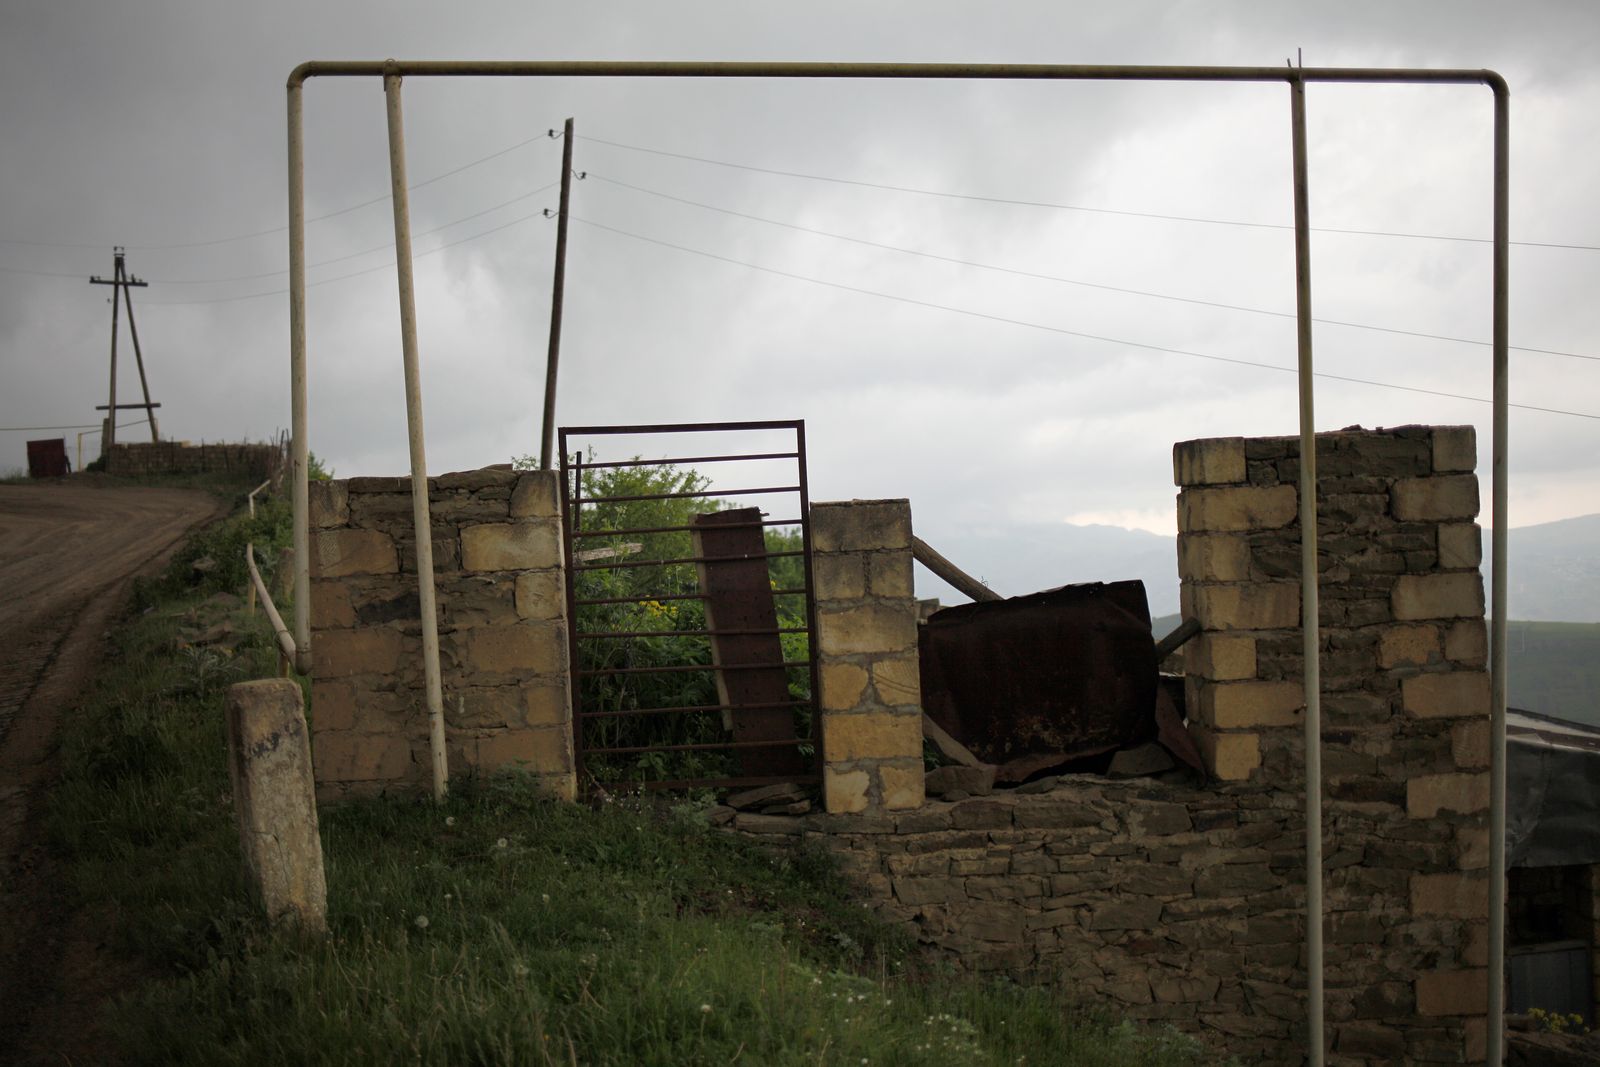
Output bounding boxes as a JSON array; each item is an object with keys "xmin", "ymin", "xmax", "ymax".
[{"xmin": 3, "ymin": 1, "xmax": 1597, "ymax": 575}]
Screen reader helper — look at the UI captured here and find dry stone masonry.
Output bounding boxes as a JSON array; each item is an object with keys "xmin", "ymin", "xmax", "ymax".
[
  {"xmin": 107, "ymin": 439, "xmax": 283, "ymax": 479},
  {"xmin": 812, "ymin": 500, "xmax": 926, "ymax": 815},
  {"xmin": 307, "ymin": 468, "xmax": 575, "ymax": 801}
]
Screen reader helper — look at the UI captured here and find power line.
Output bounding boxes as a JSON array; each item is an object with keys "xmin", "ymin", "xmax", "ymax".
[
  {"xmin": 579, "ymin": 134, "xmax": 1600, "ymax": 254},
  {"xmin": 587, "ymin": 171, "xmax": 1599, "ymax": 364},
  {"xmin": 0, "ymin": 130, "xmax": 558, "ymax": 253},
  {"xmin": 569, "ymin": 215, "xmax": 1600, "ymax": 422}
]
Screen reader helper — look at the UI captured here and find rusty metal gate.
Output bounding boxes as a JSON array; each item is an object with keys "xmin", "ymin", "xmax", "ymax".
[{"xmin": 558, "ymin": 420, "xmax": 821, "ymax": 791}]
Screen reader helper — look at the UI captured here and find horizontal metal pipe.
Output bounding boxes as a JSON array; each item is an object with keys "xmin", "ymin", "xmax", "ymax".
[
  {"xmin": 578, "ymin": 626, "xmax": 809, "ymax": 639},
  {"xmin": 290, "ymin": 60, "xmax": 1504, "ymax": 90},
  {"xmin": 593, "ymin": 774, "xmax": 820, "ymax": 792},
  {"xmin": 575, "ymin": 451, "xmax": 800, "ymax": 471},
  {"xmin": 578, "ymin": 698, "xmax": 809, "ymax": 720},
  {"xmin": 245, "ymin": 543, "xmax": 297, "ymax": 663},
  {"xmin": 573, "ymin": 548, "xmax": 804, "ymax": 572},
  {"xmin": 575, "ymin": 587, "xmax": 808, "ymax": 606},
  {"xmin": 556, "ymin": 418, "xmax": 803, "ymax": 435},
  {"xmin": 586, "ymin": 737, "xmax": 809, "ymax": 756},
  {"xmin": 572, "ymin": 517, "xmax": 800, "ymax": 538},
  {"xmin": 578, "ymin": 659, "xmax": 811, "ymax": 677},
  {"xmin": 580, "ymin": 484, "xmax": 799, "ymax": 505}
]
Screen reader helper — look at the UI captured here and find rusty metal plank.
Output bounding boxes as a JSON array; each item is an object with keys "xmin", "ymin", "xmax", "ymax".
[
  {"xmin": 692, "ymin": 507, "xmax": 810, "ymax": 779},
  {"xmin": 918, "ymin": 580, "xmax": 1159, "ymax": 782}
]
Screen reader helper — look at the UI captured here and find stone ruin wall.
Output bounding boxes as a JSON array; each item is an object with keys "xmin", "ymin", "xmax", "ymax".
[
  {"xmin": 306, "ymin": 468, "xmax": 575, "ymax": 802},
  {"xmin": 305, "ymin": 428, "xmax": 1493, "ymax": 1065},
  {"xmin": 107, "ymin": 439, "xmax": 284, "ymax": 479},
  {"xmin": 737, "ymin": 426, "xmax": 1491, "ymax": 1066}
]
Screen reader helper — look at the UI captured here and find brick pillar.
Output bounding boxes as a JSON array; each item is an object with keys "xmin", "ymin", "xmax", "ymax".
[
  {"xmin": 308, "ymin": 467, "xmax": 575, "ymax": 801},
  {"xmin": 812, "ymin": 499, "xmax": 925, "ymax": 814},
  {"xmin": 1174, "ymin": 426, "xmax": 1491, "ymax": 1061}
]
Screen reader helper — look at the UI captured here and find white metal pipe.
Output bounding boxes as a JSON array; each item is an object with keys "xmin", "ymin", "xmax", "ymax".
[
  {"xmin": 246, "ymin": 542, "xmax": 297, "ymax": 664},
  {"xmin": 383, "ymin": 71, "xmax": 449, "ymax": 802},
  {"xmin": 247, "ymin": 478, "xmax": 271, "ymax": 518},
  {"xmin": 1289, "ymin": 73, "xmax": 1325, "ymax": 1067},
  {"xmin": 288, "ymin": 80, "xmax": 312, "ymax": 676},
  {"xmin": 1487, "ymin": 78, "xmax": 1511, "ymax": 1067}
]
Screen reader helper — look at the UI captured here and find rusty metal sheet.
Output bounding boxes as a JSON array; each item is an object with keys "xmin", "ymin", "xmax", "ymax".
[
  {"xmin": 26, "ymin": 438, "xmax": 69, "ymax": 478},
  {"xmin": 692, "ymin": 507, "xmax": 810, "ymax": 779},
  {"xmin": 918, "ymin": 580, "xmax": 1158, "ymax": 783}
]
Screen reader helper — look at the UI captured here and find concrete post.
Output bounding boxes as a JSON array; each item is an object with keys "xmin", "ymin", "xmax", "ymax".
[{"xmin": 225, "ymin": 679, "xmax": 328, "ymax": 933}]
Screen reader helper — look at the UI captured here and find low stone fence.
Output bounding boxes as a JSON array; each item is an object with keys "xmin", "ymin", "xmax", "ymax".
[{"xmin": 106, "ymin": 439, "xmax": 284, "ymax": 480}]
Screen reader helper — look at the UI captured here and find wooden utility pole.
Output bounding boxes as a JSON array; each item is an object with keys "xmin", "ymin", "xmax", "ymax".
[
  {"xmin": 539, "ymin": 118, "xmax": 576, "ymax": 470},
  {"xmin": 90, "ymin": 247, "xmax": 161, "ymax": 454}
]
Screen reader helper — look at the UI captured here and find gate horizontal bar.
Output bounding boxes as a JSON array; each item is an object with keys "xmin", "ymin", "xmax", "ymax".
[
  {"xmin": 594, "ymin": 774, "xmax": 820, "ymax": 792},
  {"xmin": 555, "ymin": 418, "xmax": 804, "ymax": 435},
  {"xmin": 578, "ymin": 698, "xmax": 810, "ymax": 719},
  {"xmin": 577, "ymin": 626, "xmax": 809, "ymax": 639},
  {"xmin": 572, "ymin": 517, "xmax": 800, "ymax": 538},
  {"xmin": 574, "ymin": 451, "xmax": 799, "ymax": 471},
  {"xmin": 572, "ymin": 548, "xmax": 804, "ymax": 572},
  {"xmin": 575, "ymin": 587, "xmax": 809, "ymax": 606},
  {"xmin": 578, "ymin": 659, "xmax": 813, "ymax": 677},
  {"xmin": 579, "ymin": 484, "xmax": 799, "ymax": 504},
  {"xmin": 587, "ymin": 737, "xmax": 811, "ymax": 756}
]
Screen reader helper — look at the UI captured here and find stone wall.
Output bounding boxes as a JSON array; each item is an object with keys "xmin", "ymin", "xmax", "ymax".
[
  {"xmin": 812, "ymin": 500, "xmax": 925, "ymax": 814},
  {"xmin": 307, "ymin": 468, "xmax": 574, "ymax": 801},
  {"xmin": 107, "ymin": 439, "xmax": 284, "ymax": 479}
]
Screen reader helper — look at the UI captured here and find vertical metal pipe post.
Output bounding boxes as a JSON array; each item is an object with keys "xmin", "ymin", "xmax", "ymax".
[
  {"xmin": 288, "ymin": 80, "xmax": 312, "ymax": 674},
  {"xmin": 105, "ymin": 253, "xmax": 121, "ymax": 456},
  {"xmin": 540, "ymin": 117, "xmax": 575, "ymax": 470},
  {"xmin": 1289, "ymin": 72, "xmax": 1325, "ymax": 1067},
  {"xmin": 383, "ymin": 71, "xmax": 449, "ymax": 802},
  {"xmin": 1487, "ymin": 78, "xmax": 1511, "ymax": 1067}
]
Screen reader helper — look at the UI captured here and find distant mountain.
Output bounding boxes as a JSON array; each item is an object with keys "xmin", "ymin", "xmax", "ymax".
[{"xmin": 1491, "ymin": 513, "xmax": 1600, "ymax": 623}]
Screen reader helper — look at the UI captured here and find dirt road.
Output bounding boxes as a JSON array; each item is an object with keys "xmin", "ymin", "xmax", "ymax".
[{"xmin": 0, "ymin": 482, "xmax": 223, "ymax": 1065}]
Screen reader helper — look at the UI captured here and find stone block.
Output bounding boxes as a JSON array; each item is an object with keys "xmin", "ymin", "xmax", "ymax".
[
  {"xmin": 461, "ymin": 520, "xmax": 562, "ymax": 572},
  {"xmin": 313, "ymin": 626, "xmax": 404, "ymax": 679},
  {"xmin": 435, "ymin": 467, "xmax": 519, "ymax": 491},
  {"xmin": 1402, "ymin": 671, "xmax": 1490, "ymax": 719},
  {"xmin": 310, "ymin": 680, "xmax": 360, "ymax": 732},
  {"xmin": 811, "ymin": 500, "xmax": 912, "ymax": 553},
  {"xmin": 1411, "ymin": 872, "xmax": 1487, "ymax": 919},
  {"xmin": 1085, "ymin": 899, "xmax": 1163, "ymax": 931},
  {"xmin": 1195, "ymin": 727, "xmax": 1261, "ymax": 782},
  {"xmin": 813, "ymin": 555, "xmax": 866, "ymax": 600},
  {"xmin": 1177, "ymin": 533, "xmax": 1253, "ymax": 582},
  {"xmin": 1391, "ymin": 475, "xmax": 1479, "ymax": 522},
  {"xmin": 1178, "ymin": 484, "xmax": 1298, "ymax": 533},
  {"xmin": 1451, "ymin": 720, "xmax": 1490, "ymax": 769},
  {"xmin": 925, "ymin": 765, "xmax": 995, "ymax": 798},
  {"xmin": 1336, "ymin": 1023, "xmax": 1406, "ymax": 1059},
  {"xmin": 1392, "ymin": 573, "xmax": 1484, "ymax": 620},
  {"xmin": 879, "ymin": 762, "xmax": 925, "ymax": 811},
  {"xmin": 509, "ymin": 470, "xmax": 560, "ymax": 519},
  {"xmin": 1407, "ymin": 772, "xmax": 1490, "ymax": 818},
  {"xmin": 312, "ymin": 529, "xmax": 398, "ymax": 578},
  {"xmin": 521, "ymin": 684, "xmax": 570, "ymax": 729},
  {"xmin": 1415, "ymin": 968, "xmax": 1487, "ymax": 1016},
  {"xmin": 867, "ymin": 553, "xmax": 914, "ymax": 598},
  {"xmin": 817, "ymin": 603, "xmax": 917, "ymax": 657},
  {"xmin": 1201, "ymin": 680, "xmax": 1303, "ymax": 729},
  {"xmin": 1432, "ymin": 425, "xmax": 1477, "ymax": 473},
  {"xmin": 313, "ymin": 731, "xmax": 413, "ymax": 783},
  {"xmin": 475, "ymin": 728, "xmax": 570, "ymax": 775},
  {"xmin": 1378, "ymin": 624, "xmax": 1439, "ymax": 668},
  {"xmin": 1438, "ymin": 523, "xmax": 1482, "ymax": 569},
  {"xmin": 1457, "ymin": 826, "xmax": 1489, "ymax": 870},
  {"xmin": 463, "ymin": 623, "xmax": 565, "ymax": 678},
  {"xmin": 310, "ymin": 581, "xmax": 356, "ymax": 629},
  {"xmin": 1188, "ymin": 583, "xmax": 1300, "ymax": 631},
  {"xmin": 1444, "ymin": 619, "xmax": 1487, "ymax": 667},
  {"xmin": 513, "ymin": 568, "xmax": 567, "ymax": 621},
  {"xmin": 824, "ymin": 712, "xmax": 923, "ymax": 762},
  {"xmin": 1187, "ymin": 634, "xmax": 1256, "ymax": 681},
  {"xmin": 820, "ymin": 662, "xmax": 869, "ymax": 711},
  {"xmin": 308, "ymin": 479, "xmax": 349, "ymax": 528},
  {"xmin": 226, "ymin": 680, "xmax": 327, "ymax": 932},
  {"xmin": 823, "ymin": 766, "xmax": 870, "ymax": 814},
  {"xmin": 1173, "ymin": 437, "xmax": 1247, "ymax": 486},
  {"xmin": 871, "ymin": 655, "xmax": 921, "ymax": 707}
]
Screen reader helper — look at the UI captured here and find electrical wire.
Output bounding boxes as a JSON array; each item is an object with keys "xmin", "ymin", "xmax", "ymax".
[
  {"xmin": 569, "ymin": 215, "xmax": 1600, "ymax": 422},
  {"xmin": 0, "ymin": 131, "xmax": 558, "ymax": 252},
  {"xmin": 579, "ymin": 134, "xmax": 1600, "ymax": 253},
  {"xmin": 586, "ymin": 171, "xmax": 1598, "ymax": 364}
]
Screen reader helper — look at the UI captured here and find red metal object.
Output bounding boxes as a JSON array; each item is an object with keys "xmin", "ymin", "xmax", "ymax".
[
  {"xmin": 918, "ymin": 579, "xmax": 1159, "ymax": 782},
  {"xmin": 26, "ymin": 438, "xmax": 69, "ymax": 478}
]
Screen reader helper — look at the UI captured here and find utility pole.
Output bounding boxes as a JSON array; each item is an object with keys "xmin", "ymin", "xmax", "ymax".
[
  {"xmin": 539, "ymin": 118, "xmax": 576, "ymax": 470},
  {"xmin": 90, "ymin": 247, "xmax": 161, "ymax": 456}
]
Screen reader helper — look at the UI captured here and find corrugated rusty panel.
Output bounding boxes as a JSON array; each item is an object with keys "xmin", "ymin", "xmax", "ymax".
[
  {"xmin": 918, "ymin": 580, "xmax": 1158, "ymax": 782},
  {"xmin": 691, "ymin": 508, "xmax": 810, "ymax": 778}
]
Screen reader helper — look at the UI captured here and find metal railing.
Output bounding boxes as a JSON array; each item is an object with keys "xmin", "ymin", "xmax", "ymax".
[
  {"xmin": 284, "ymin": 60, "xmax": 1514, "ymax": 1065},
  {"xmin": 245, "ymin": 541, "xmax": 295, "ymax": 676}
]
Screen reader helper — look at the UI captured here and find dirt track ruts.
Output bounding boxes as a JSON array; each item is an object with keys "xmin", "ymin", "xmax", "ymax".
[{"xmin": 0, "ymin": 481, "xmax": 224, "ymax": 1065}]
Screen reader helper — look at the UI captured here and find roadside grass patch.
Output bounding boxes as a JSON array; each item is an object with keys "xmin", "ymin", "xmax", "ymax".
[{"xmin": 48, "ymin": 503, "xmax": 1227, "ymax": 1067}]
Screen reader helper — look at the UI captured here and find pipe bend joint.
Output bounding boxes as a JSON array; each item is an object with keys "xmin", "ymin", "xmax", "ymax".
[{"xmin": 1482, "ymin": 69, "xmax": 1509, "ymax": 100}]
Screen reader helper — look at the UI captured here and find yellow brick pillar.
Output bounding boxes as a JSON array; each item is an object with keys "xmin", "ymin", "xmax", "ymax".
[{"xmin": 812, "ymin": 499, "xmax": 925, "ymax": 814}]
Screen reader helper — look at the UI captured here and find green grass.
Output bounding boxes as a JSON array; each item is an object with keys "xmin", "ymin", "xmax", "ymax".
[{"xmin": 45, "ymin": 504, "xmax": 1224, "ymax": 1067}]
